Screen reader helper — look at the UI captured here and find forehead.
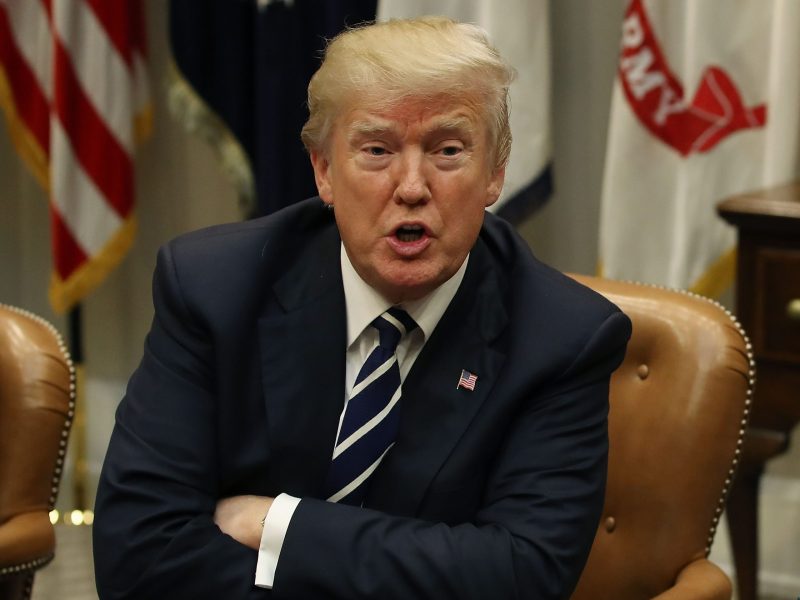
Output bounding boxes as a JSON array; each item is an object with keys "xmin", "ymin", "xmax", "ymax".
[{"xmin": 337, "ymin": 95, "xmax": 487, "ymax": 139}]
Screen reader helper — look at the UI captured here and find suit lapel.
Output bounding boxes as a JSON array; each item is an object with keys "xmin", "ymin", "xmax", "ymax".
[
  {"xmin": 366, "ymin": 238, "xmax": 509, "ymax": 515},
  {"xmin": 259, "ymin": 224, "xmax": 346, "ymax": 498}
]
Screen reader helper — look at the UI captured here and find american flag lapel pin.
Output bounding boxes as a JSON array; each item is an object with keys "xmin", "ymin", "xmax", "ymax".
[{"xmin": 457, "ymin": 369, "xmax": 478, "ymax": 391}]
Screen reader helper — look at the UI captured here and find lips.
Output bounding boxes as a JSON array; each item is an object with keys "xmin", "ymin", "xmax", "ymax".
[{"xmin": 387, "ymin": 222, "xmax": 431, "ymax": 256}]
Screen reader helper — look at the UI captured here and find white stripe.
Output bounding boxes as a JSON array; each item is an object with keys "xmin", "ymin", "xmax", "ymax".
[
  {"xmin": 2, "ymin": 0, "xmax": 53, "ymax": 101},
  {"xmin": 350, "ymin": 355, "xmax": 396, "ymax": 398},
  {"xmin": 50, "ymin": 118, "xmax": 123, "ymax": 254},
  {"xmin": 332, "ymin": 387, "xmax": 401, "ymax": 459},
  {"xmin": 382, "ymin": 312, "xmax": 407, "ymax": 336},
  {"xmin": 327, "ymin": 444, "xmax": 394, "ymax": 503},
  {"xmin": 53, "ymin": 0, "xmax": 134, "ymax": 153}
]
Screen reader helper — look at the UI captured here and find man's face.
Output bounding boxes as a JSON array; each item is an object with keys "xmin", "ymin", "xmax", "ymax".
[{"xmin": 310, "ymin": 97, "xmax": 505, "ymax": 303}]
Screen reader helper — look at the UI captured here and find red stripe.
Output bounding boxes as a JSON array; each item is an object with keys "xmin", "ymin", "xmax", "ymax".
[
  {"xmin": 84, "ymin": 0, "xmax": 135, "ymax": 67},
  {"xmin": 0, "ymin": 5, "xmax": 51, "ymax": 156},
  {"xmin": 39, "ymin": 0, "xmax": 53, "ymax": 22},
  {"xmin": 50, "ymin": 206, "xmax": 88, "ymax": 279},
  {"xmin": 52, "ymin": 37, "xmax": 133, "ymax": 217},
  {"xmin": 129, "ymin": 0, "xmax": 147, "ymax": 59}
]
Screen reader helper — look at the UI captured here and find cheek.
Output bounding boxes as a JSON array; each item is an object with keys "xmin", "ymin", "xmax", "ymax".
[
  {"xmin": 453, "ymin": 207, "xmax": 487, "ymax": 248},
  {"xmin": 335, "ymin": 207, "xmax": 373, "ymax": 248}
]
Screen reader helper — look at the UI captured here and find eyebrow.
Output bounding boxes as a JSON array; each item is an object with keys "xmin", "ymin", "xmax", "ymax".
[
  {"xmin": 429, "ymin": 116, "xmax": 475, "ymax": 136},
  {"xmin": 347, "ymin": 120, "xmax": 395, "ymax": 140},
  {"xmin": 346, "ymin": 115, "xmax": 476, "ymax": 142}
]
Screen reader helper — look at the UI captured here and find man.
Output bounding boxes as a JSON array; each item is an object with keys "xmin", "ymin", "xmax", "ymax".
[{"xmin": 94, "ymin": 16, "xmax": 631, "ymax": 599}]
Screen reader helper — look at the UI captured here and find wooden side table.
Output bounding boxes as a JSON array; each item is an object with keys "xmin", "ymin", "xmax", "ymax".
[{"xmin": 717, "ymin": 183, "xmax": 800, "ymax": 600}]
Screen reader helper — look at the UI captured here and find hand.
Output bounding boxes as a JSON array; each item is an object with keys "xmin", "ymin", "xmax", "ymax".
[{"xmin": 214, "ymin": 494, "xmax": 274, "ymax": 550}]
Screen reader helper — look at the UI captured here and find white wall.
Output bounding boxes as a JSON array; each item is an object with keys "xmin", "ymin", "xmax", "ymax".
[{"xmin": 1, "ymin": 0, "xmax": 797, "ymax": 591}]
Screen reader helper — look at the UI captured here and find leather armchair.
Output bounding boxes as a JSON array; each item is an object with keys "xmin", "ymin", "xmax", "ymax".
[
  {"xmin": 569, "ymin": 276, "xmax": 753, "ymax": 600},
  {"xmin": 0, "ymin": 305, "xmax": 74, "ymax": 600}
]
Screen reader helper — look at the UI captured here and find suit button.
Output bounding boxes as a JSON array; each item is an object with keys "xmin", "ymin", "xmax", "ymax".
[{"xmin": 604, "ymin": 516, "xmax": 616, "ymax": 532}]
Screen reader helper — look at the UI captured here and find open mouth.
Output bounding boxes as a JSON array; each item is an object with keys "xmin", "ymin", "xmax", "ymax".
[{"xmin": 395, "ymin": 225, "xmax": 425, "ymax": 242}]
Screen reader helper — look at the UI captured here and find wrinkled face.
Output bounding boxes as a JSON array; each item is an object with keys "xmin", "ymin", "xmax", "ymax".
[{"xmin": 310, "ymin": 96, "xmax": 505, "ymax": 303}]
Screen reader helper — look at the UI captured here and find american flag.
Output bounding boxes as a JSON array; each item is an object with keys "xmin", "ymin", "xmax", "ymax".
[
  {"xmin": 0, "ymin": 0, "xmax": 150, "ymax": 313},
  {"xmin": 457, "ymin": 369, "xmax": 478, "ymax": 392}
]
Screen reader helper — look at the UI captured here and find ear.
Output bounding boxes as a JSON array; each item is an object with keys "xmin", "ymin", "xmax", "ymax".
[
  {"xmin": 484, "ymin": 166, "xmax": 506, "ymax": 208},
  {"xmin": 310, "ymin": 150, "xmax": 334, "ymax": 205}
]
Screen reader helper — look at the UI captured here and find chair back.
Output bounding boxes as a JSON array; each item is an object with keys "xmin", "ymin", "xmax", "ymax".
[
  {"xmin": 0, "ymin": 305, "xmax": 74, "ymax": 600},
  {"xmin": 569, "ymin": 276, "xmax": 752, "ymax": 600}
]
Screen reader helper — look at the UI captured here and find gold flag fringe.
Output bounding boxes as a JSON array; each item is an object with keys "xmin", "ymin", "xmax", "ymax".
[{"xmin": 167, "ymin": 59, "xmax": 255, "ymax": 217}]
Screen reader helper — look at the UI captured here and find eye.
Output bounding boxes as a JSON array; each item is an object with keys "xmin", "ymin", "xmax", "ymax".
[
  {"xmin": 365, "ymin": 145, "xmax": 388, "ymax": 156},
  {"xmin": 438, "ymin": 144, "xmax": 463, "ymax": 157}
]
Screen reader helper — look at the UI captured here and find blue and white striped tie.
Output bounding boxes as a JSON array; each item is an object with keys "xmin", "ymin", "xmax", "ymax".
[{"xmin": 325, "ymin": 307, "xmax": 417, "ymax": 505}]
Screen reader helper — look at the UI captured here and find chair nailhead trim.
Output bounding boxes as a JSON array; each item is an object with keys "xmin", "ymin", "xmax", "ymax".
[
  {"xmin": 616, "ymin": 281, "xmax": 755, "ymax": 556},
  {"xmin": 0, "ymin": 304, "xmax": 76, "ymax": 510},
  {"xmin": 0, "ymin": 553, "xmax": 54, "ymax": 578}
]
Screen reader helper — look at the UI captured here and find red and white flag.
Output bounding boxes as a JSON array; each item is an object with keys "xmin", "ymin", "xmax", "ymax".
[
  {"xmin": 599, "ymin": 0, "xmax": 800, "ymax": 296},
  {"xmin": 0, "ymin": 0, "xmax": 150, "ymax": 313}
]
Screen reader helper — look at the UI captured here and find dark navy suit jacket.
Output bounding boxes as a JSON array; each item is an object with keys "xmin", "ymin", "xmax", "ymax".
[{"xmin": 94, "ymin": 197, "xmax": 631, "ymax": 599}]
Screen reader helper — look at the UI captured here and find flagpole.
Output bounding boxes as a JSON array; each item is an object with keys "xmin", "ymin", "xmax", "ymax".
[{"xmin": 68, "ymin": 304, "xmax": 88, "ymax": 514}]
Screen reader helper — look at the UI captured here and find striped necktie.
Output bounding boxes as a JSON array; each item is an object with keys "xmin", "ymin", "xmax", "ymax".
[{"xmin": 325, "ymin": 307, "xmax": 417, "ymax": 505}]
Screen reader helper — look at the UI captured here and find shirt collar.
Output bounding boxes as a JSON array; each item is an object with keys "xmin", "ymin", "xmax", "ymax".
[{"xmin": 340, "ymin": 243, "xmax": 468, "ymax": 347}]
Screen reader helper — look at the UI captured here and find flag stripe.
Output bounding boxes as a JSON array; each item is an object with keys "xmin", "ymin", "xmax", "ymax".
[
  {"xmin": 39, "ymin": 0, "xmax": 53, "ymax": 21},
  {"xmin": 50, "ymin": 119, "xmax": 125, "ymax": 257},
  {"xmin": 0, "ymin": 3, "xmax": 50, "ymax": 155},
  {"xmin": 83, "ymin": 0, "xmax": 135, "ymax": 67},
  {"xmin": 128, "ymin": 0, "xmax": 147, "ymax": 54},
  {"xmin": 52, "ymin": 38, "xmax": 134, "ymax": 218},
  {"xmin": 54, "ymin": 0, "xmax": 135, "ymax": 154},
  {"xmin": 50, "ymin": 207, "xmax": 88, "ymax": 279},
  {"xmin": 3, "ymin": 0, "xmax": 53, "ymax": 99}
]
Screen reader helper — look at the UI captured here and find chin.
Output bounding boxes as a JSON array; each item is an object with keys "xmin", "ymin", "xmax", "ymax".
[
  {"xmin": 382, "ymin": 275, "xmax": 441, "ymax": 304},
  {"xmin": 369, "ymin": 259, "xmax": 450, "ymax": 302}
]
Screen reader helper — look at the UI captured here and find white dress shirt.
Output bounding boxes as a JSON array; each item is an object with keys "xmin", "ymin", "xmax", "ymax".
[{"xmin": 255, "ymin": 243, "xmax": 467, "ymax": 588}]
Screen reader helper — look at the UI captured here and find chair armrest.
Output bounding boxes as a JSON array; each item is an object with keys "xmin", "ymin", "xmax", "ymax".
[
  {"xmin": 0, "ymin": 511, "xmax": 55, "ymax": 576},
  {"xmin": 652, "ymin": 558, "xmax": 732, "ymax": 600}
]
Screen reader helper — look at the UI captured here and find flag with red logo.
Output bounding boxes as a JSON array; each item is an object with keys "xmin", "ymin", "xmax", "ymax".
[
  {"xmin": 599, "ymin": 0, "xmax": 800, "ymax": 296},
  {"xmin": 0, "ymin": 0, "xmax": 151, "ymax": 313},
  {"xmin": 377, "ymin": 0, "xmax": 552, "ymax": 223}
]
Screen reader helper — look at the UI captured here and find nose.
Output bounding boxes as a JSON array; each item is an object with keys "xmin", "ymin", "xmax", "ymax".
[{"xmin": 394, "ymin": 151, "xmax": 430, "ymax": 205}]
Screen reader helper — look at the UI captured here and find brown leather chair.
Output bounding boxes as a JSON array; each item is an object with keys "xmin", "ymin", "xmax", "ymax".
[
  {"xmin": 570, "ymin": 275, "xmax": 753, "ymax": 600},
  {"xmin": 0, "ymin": 305, "xmax": 74, "ymax": 600}
]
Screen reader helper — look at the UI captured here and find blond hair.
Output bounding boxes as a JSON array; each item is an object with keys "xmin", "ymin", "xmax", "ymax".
[{"xmin": 301, "ymin": 16, "xmax": 516, "ymax": 169}]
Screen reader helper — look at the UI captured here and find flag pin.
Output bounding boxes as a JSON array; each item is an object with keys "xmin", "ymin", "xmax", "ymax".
[{"xmin": 457, "ymin": 369, "xmax": 478, "ymax": 391}]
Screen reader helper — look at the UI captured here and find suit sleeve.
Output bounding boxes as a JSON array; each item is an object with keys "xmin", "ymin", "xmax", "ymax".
[
  {"xmin": 93, "ymin": 244, "xmax": 271, "ymax": 600},
  {"xmin": 272, "ymin": 310, "xmax": 632, "ymax": 600}
]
